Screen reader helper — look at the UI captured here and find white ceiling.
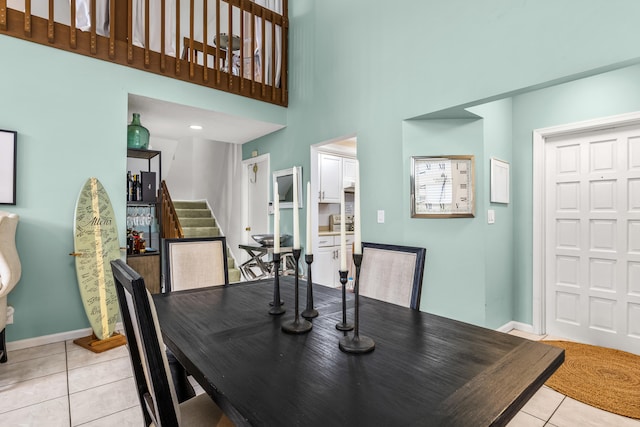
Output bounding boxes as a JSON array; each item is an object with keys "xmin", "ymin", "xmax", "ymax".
[{"xmin": 127, "ymin": 94, "xmax": 285, "ymax": 144}]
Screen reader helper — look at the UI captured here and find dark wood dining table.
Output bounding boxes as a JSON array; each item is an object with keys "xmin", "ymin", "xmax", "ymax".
[{"xmin": 152, "ymin": 276, "xmax": 564, "ymax": 426}]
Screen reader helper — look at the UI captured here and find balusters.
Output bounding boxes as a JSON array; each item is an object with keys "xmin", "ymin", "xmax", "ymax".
[
  {"xmin": 202, "ymin": 0, "xmax": 208, "ymax": 82},
  {"xmin": 239, "ymin": 0, "xmax": 244, "ymax": 90},
  {"xmin": 127, "ymin": 0, "xmax": 133, "ymax": 62},
  {"xmin": 160, "ymin": 0, "xmax": 165, "ymax": 70},
  {"xmin": 108, "ymin": 0, "xmax": 115, "ymax": 57},
  {"xmin": 260, "ymin": 10, "xmax": 266, "ymax": 96},
  {"xmin": 175, "ymin": 0, "xmax": 181, "ymax": 74},
  {"xmin": 90, "ymin": 0, "xmax": 96, "ymax": 54},
  {"xmin": 23, "ymin": 0, "xmax": 31, "ymax": 36},
  {"xmin": 0, "ymin": 0, "xmax": 6, "ymax": 31},
  {"xmin": 0, "ymin": 0, "xmax": 288, "ymax": 106},
  {"xmin": 70, "ymin": 0, "xmax": 77, "ymax": 48},
  {"xmin": 47, "ymin": 0, "xmax": 54, "ymax": 42},
  {"xmin": 144, "ymin": 0, "xmax": 149, "ymax": 66},
  {"xmin": 215, "ymin": 0, "xmax": 220, "ymax": 83},
  {"xmin": 250, "ymin": 2, "xmax": 256, "ymax": 94},
  {"xmin": 227, "ymin": 0, "xmax": 233, "ymax": 89},
  {"xmin": 189, "ymin": 0, "xmax": 194, "ymax": 78},
  {"xmin": 282, "ymin": 0, "xmax": 288, "ymax": 104},
  {"xmin": 270, "ymin": 15, "xmax": 275, "ymax": 100}
]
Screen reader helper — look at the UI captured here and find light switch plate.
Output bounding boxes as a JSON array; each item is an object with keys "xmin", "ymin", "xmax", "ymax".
[
  {"xmin": 377, "ymin": 210, "xmax": 385, "ymax": 223},
  {"xmin": 488, "ymin": 209, "xmax": 495, "ymax": 224}
]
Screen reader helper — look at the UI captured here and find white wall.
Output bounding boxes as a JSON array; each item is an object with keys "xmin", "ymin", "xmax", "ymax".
[{"xmin": 152, "ymin": 137, "xmax": 243, "ymax": 262}]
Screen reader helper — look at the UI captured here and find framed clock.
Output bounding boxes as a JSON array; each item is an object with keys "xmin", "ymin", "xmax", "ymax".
[{"xmin": 410, "ymin": 155, "xmax": 475, "ymax": 218}]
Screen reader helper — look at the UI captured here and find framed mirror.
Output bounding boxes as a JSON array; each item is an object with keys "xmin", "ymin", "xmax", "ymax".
[{"xmin": 273, "ymin": 166, "xmax": 303, "ymax": 209}]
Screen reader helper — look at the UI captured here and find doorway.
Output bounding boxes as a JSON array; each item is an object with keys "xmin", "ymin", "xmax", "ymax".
[
  {"xmin": 533, "ymin": 112, "xmax": 640, "ymax": 354},
  {"xmin": 241, "ymin": 154, "xmax": 270, "ymax": 262}
]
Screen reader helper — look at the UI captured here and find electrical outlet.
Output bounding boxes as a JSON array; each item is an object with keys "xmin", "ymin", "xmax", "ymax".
[
  {"xmin": 488, "ymin": 209, "xmax": 495, "ymax": 224},
  {"xmin": 377, "ymin": 210, "xmax": 385, "ymax": 224}
]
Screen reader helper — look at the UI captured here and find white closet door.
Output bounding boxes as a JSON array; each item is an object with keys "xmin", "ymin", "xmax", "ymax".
[{"xmin": 545, "ymin": 123, "xmax": 640, "ymax": 355}]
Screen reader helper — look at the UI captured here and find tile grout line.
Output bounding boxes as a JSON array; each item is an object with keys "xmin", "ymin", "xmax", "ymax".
[
  {"xmin": 543, "ymin": 395, "xmax": 567, "ymax": 427},
  {"xmin": 65, "ymin": 341, "xmax": 72, "ymax": 427}
]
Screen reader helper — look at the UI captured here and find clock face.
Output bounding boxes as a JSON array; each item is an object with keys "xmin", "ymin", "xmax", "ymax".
[{"xmin": 411, "ymin": 156, "xmax": 474, "ymax": 218}]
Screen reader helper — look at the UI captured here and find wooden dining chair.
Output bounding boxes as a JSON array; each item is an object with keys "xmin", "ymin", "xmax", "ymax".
[
  {"xmin": 111, "ymin": 259, "xmax": 234, "ymax": 427},
  {"xmin": 163, "ymin": 237, "xmax": 229, "ymax": 292},
  {"xmin": 358, "ymin": 242, "xmax": 426, "ymax": 310}
]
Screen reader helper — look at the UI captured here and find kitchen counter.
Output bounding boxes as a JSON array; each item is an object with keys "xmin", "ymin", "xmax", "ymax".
[{"xmin": 318, "ymin": 230, "xmax": 354, "ymax": 237}]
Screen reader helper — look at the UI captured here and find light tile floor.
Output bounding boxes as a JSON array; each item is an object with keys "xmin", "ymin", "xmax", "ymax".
[
  {"xmin": 0, "ymin": 330, "xmax": 638, "ymax": 426},
  {"xmin": 506, "ymin": 330, "xmax": 640, "ymax": 427}
]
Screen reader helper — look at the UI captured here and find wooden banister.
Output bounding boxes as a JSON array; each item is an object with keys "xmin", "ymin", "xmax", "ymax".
[
  {"xmin": 0, "ymin": 1, "xmax": 288, "ymax": 107},
  {"xmin": 160, "ymin": 181, "xmax": 183, "ymax": 239}
]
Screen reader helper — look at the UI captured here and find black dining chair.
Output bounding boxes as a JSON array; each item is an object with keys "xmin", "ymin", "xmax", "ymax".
[
  {"xmin": 358, "ymin": 242, "xmax": 426, "ymax": 310},
  {"xmin": 111, "ymin": 259, "xmax": 234, "ymax": 427},
  {"xmin": 163, "ymin": 237, "xmax": 229, "ymax": 292}
]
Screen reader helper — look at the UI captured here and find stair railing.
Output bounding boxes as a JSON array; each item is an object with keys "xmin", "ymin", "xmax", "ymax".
[
  {"xmin": 160, "ymin": 180, "xmax": 183, "ymax": 239},
  {"xmin": 0, "ymin": 0, "xmax": 289, "ymax": 106}
]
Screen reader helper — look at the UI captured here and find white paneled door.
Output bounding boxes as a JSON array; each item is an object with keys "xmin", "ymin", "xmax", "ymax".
[
  {"xmin": 241, "ymin": 154, "xmax": 270, "ymax": 258},
  {"xmin": 544, "ymin": 123, "xmax": 640, "ymax": 354}
]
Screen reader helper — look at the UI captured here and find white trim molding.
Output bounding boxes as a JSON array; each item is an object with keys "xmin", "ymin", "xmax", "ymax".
[
  {"xmin": 496, "ymin": 321, "xmax": 535, "ymax": 334},
  {"xmin": 532, "ymin": 110, "xmax": 640, "ymax": 335},
  {"xmin": 7, "ymin": 323, "xmax": 124, "ymax": 352}
]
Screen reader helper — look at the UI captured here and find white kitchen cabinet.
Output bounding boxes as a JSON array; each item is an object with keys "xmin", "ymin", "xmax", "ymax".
[
  {"xmin": 314, "ymin": 235, "xmax": 354, "ymax": 287},
  {"xmin": 343, "ymin": 157, "xmax": 357, "ymax": 188},
  {"xmin": 318, "ymin": 153, "xmax": 342, "ymax": 203},
  {"xmin": 319, "ymin": 152, "xmax": 357, "ymax": 203}
]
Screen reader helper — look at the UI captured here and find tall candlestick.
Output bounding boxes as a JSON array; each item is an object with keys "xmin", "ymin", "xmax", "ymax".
[
  {"xmin": 293, "ymin": 168, "xmax": 300, "ymax": 249},
  {"xmin": 274, "ymin": 182, "xmax": 280, "ymax": 254},
  {"xmin": 340, "ymin": 189, "xmax": 346, "ymax": 271},
  {"xmin": 354, "ymin": 161, "xmax": 362, "ymax": 255},
  {"xmin": 306, "ymin": 181, "xmax": 312, "ymax": 255}
]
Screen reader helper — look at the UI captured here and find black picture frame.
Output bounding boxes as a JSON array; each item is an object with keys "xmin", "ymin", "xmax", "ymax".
[{"xmin": 0, "ymin": 130, "xmax": 17, "ymax": 205}]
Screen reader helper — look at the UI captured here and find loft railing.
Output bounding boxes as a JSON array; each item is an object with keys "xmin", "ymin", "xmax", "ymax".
[
  {"xmin": 160, "ymin": 180, "xmax": 183, "ymax": 239},
  {"xmin": 0, "ymin": 0, "xmax": 288, "ymax": 106}
]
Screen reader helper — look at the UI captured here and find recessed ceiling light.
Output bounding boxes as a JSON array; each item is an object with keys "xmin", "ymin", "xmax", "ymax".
[{"xmin": 190, "ymin": 124, "xmax": 203, "ymax": 130}]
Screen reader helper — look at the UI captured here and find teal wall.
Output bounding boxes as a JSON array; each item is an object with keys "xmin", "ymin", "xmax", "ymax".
[
  {"xmin": 0, "ymin": 36, "xmax": 285, "ymax": 342},
  {"xmin": 4, "ymin": 0, "xmax": 640, "ymax": 342},
  {"xmin": 511, "ymin": 62, "xmax": 640, "ymax": 324},
  {"xmin": 402, "ymin": 118, "xmax": 486, "ymax": 325},
  {"xmin": 244, "ymin": 0, "xmax": 640, "ymax": 328}
]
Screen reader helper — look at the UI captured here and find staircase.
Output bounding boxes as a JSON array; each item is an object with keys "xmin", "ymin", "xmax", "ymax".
[{"xmin": 173, "ymin": 200, "xmax": 241, "ymax": 283}]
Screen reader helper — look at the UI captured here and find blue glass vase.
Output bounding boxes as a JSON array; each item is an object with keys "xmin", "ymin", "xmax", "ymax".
[{"xmin": 127, "ymin": 113, "xmax": 149, "ymax": 149}]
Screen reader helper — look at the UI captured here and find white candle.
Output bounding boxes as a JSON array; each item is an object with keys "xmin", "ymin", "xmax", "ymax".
[
  {"xmin": 340, "ymin": 189, "xmax": 346, "ymax": 271},
  {"xmin": 274, "ymin": 181, "xmax": 280, "ymax": 254},
  {"xmin": 293, "ymin": 167, "xmax": 300, "ymax": 249},
  {"xmin": 306, "ymin": 181, "xmax": 312, "ymax": 254},
  {"xmin": 354, "ymin": 160, "xmax": 362, "ymax": 255}
]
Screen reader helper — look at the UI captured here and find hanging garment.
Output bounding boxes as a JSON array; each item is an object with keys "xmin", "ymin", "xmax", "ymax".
[{"xmin": 74, "ymin": 0, "xmax": 110, "ymax": 37}]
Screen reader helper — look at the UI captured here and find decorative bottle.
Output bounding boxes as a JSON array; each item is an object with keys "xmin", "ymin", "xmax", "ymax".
[{"xmin": 127, "ymin": 113, "xmax": 150, "ymax": 149}]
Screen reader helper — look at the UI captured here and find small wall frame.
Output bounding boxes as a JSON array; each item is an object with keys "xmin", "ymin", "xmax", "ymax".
[
  {"xmin": 273, "ymin": 166, "xmax": 303, "ymax": 209},
  {"xmin": 490, "ymin": 158, "xmax": 510, "ymax": 204},
  {"xmin": 0, "ymin": 130, "xmax": 17, "ymax": 205}
]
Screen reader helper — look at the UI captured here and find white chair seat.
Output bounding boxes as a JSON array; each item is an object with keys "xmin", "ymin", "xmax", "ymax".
[{"xmin": 179, "ymin": 393, "xmax": 234, "ymax": 427}]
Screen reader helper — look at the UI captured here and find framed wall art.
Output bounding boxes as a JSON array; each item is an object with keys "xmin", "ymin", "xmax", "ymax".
[
  {"xmin": 0, "ymin": 130, "xmax": 17, "ymax": 205},
  {"xmin": 411, "ymin": 155, "xmax": 475, "ymax": 218},
  {"xmin": 490, "ymin": 157, "xmax": 510, "ymax": 204}
]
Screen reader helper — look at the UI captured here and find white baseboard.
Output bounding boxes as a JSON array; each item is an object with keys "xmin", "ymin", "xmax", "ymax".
[
  {"xmin": 6, "ymin": 323, "xmax": 124, "ymax": 352},
  {"xmin": 496, "ymin": 321, "xmax": 534, "ymax": 334}
]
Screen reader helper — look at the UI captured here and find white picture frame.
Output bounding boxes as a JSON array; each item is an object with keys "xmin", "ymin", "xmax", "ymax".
[
  {"xmin": 490, "ymin": 157, "xmax": 509, "ymax": 204},
  {"xmin": 272, "ymin": 166, "xmax": 303, "ymax": 209},
  {"xmin": 0, "ymin": 130, "xmax": 17, "ymax": 205}
]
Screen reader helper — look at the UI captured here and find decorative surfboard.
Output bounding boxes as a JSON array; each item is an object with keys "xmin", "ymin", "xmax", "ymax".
[{"xmin": 72, "ymin": 177, "xmax": 125, "ymax": 352}]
